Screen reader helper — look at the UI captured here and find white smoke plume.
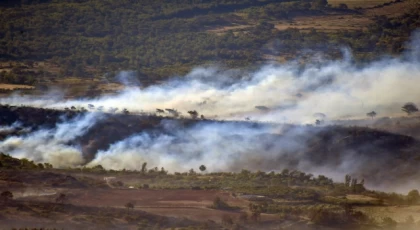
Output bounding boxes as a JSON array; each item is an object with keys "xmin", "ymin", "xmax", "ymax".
[
  {"xmin": 0, "ymin": 113, "xmax": 102, "ymax": 167},
  {"xmin": 0, "ymin": 32, "xmax": 419, "ymax": 193},
  {"xmin": 0, "ymin": 39, "xmax": 419, "ymax": 123}
]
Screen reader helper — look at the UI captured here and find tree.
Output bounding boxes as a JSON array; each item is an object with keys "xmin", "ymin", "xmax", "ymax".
[
  {"xmin": 199, "ymin": 165, "xmax": 206, "ymax": 172},
  {"xmin": 407, "ymin": 189, "xmax": 420, "ymax": 204},
  {"xmin": 141, "ymin": 162, "xmax": 147, "ymax": 174},
  {"xmin": 125, "ymin": 202, "xmax": 135, "ymax": 212},
  {"xmin": 367, "ymin": 111, "xmax": 377, "ymax": 119},
  {"xmin": 345, "ymin": 174, "xmax": 351, "ymax": 187},
  {"xmin": 92, "ymin": 164, "xmax": 105, "ymax": 171},
  {"xmin": 212, "ymin": 196, "xmax": 230, "ymax": 210},
  {"xmin": 37, "ymin": 163, "xmax": 44, "ymax": 169},
  {"xmin": 402, "ymin": 103, "xmax": 418, "ymax": 115},
  {"xmin": 189, "ymin": 168, "xmax": 196, "ymax": 175},
  {"xmin": 44, "ymin": 163, "xmax": 53, "ymax": 169},
  {"xmin": 1, "ymin": 191, "xmax": 13, "ymax": 203},
  {"xmin": 188, "ymin": 110, "xmax": 198, "ymax": 119},
  {"xmin": 165, "ymin": 108, "xmax": 180, "ymax": 117}
]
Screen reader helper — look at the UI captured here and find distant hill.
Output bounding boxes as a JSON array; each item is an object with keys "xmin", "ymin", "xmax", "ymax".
[{"xmin": 0, "ymin": 0, "xmax": 418, "ymax": 87}]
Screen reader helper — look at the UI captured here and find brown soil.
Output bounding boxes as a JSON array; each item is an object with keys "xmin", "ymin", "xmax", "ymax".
[{"xmin": 58, "ymin": 188, "xmax": 249, "ymax": 222}]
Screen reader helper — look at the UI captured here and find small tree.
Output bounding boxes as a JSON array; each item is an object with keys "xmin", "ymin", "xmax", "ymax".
[
  {"xmin": 407, "ymin": 189, "xmax": 420, "ymax": 204},
  {"xmin": 402, "ymin": 103, "xmax": 418, "ymax": 115},
  {"xmin": 211, "ymin": 196, "xmax": 230, "ymax": 210},
  {"xmin": 1, "ymin": 191, "xmax": 13, "ymax": 203},
  {"xmin": 125, "ymin": 202, "xmax": 135, "ymax": 212},
  {"xmin": 367, "ymin": 111, "xmax": 377, "ymax": 119},
  {"xmin": 199, "ymin": 165, "xmax": 206, "ymax": 172},
  {"xmin": 165, "ymin": 108, "xmax": 180, "ymax": 117},
  {"xmin": 188, "ymin": 110, "xmax": 199, "ymax": 119},
  {"xmin": 345, "ymin": 174, "xmax": 351, "ymax": 187},
  {"xmin": 141, "ymin": 162, "xmax": 147, "ymax": 174},
  {"xmin": 189, "ymin": 168, "xmax": 196, "ymax": 175}
]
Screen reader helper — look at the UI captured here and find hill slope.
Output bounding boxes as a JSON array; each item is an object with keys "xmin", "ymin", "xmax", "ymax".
[{"xmin": 1, "ymin": 105, "xmax": 420, "ymax": 190}]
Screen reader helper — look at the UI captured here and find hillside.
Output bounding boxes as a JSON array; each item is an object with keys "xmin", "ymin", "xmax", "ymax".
[
  {"xmin": 2, "ymin": 153, "xmax": 420, "ymax": 229},
  {"xmin": 0, "ymin": 0, "xmax": 419, "ymax": 95},
  {"xmin": 1, "ymin": 105, "xmax": 420, "ymax": 191}
]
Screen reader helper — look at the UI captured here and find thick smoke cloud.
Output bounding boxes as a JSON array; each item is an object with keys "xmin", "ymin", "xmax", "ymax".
[
  {"xmin": 0, "ymin": 113, "xmax": 101, "ymax": 167},
  {"xmin": 1, "ymin": 57, "xmax": 419, "ymax": 124},
  {"xmin": 0, "ymin": 32, "xmax": 419, "ymax": 192}
]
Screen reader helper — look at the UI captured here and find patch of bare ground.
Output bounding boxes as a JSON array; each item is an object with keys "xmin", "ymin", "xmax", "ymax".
[
  {"xmin": 0, "ymin": 200, "xmax": 200, "ymax": 230},
  {"xmin": 25, "ymin": 188, "xmax": 251, "ymax": 222},
  {"xmin": 207, "ymin": 24, "xmax": 253, "ymax": 34},
  {"xmin": 0, "ymin": 84, "xmax": 34, "ymax": 90},
  {"xmin": 274, "ymin": 14, "xmax": 372, "ymax": 32},
  {"xmin": 346, "ymin": 194, "xmax": 380, "ymax": 202}
]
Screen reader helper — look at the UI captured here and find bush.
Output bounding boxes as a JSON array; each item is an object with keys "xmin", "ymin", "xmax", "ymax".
[{"xmin": 209, "ymin": 196, "xmax": 239, "ymax": 211}]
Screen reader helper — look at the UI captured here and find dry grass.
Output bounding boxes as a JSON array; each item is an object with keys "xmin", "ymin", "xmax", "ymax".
[
  {"xmin": 356, "ymin": 205, "xmax": 420, "ymax": 222},
  {"xmin": 346, "ymin": 194, "xmax": 380, "ymax": 202},
  {"xmin": 0, "ymin": 84, "xmax": 34, "ymax": 90},
  {"xmin": 274, "ymin": 14, "xmax": 371, "ymax": 32},
  {"xmin": 207, "ymin": 24, "xmax": 252, "ymax": 34}
]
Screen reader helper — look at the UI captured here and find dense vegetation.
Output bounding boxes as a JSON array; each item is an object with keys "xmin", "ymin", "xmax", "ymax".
[{"xmin": 0, "ymin": 0, "xmax": 419, "ymax": 85}]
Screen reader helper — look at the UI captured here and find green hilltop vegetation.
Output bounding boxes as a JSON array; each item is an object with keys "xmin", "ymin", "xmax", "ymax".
[{"xmin": 0, "ymin": 0, "xmax": 419, "ymax": 86}]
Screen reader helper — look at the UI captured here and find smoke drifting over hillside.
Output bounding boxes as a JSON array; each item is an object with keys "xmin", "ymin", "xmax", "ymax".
[
  {"xmin": 2, "ymin": 34, "xmax": 420, "ymax": 123},
  {"xmin": 0, "ymin": 33, "xmax": 419, "ymax": 192},
  {"xmin": 0, "ymin": 113, "xmax": 101, "ymax": 168}
]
